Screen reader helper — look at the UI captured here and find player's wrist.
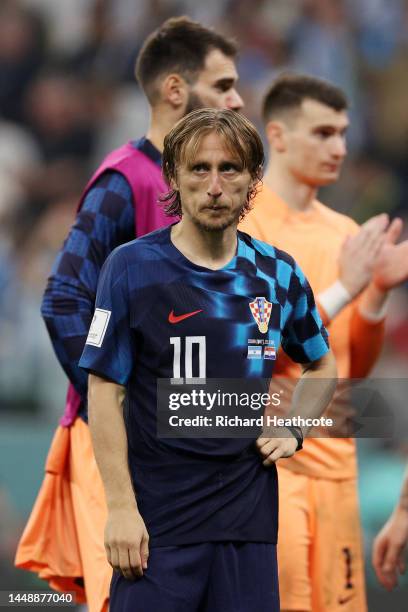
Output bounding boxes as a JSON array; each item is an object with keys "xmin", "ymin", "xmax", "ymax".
[
  {"xmin": 395, "ymin": 499, "xmax": 408, "ymax": 516},
  {"xmin": 284, "ymin": 425, "xmax": 303, "ymax": 451},
  {"xmin": 358, "ymin": 282, "xmax": 389, "ymax": 321},
  {"xmin": 106, "ymin": 494, "xmax": 139, "ymax": 514},
  {"xmin": 318, "ymin": 280, "xmax": 352, "ymax": 320}
]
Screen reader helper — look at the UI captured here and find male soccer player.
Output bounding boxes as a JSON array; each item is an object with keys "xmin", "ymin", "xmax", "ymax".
[
  {"xmin": 15, "ymin": 17, "xmax": 243, "ymax": 612},
  {"xmin": 241, "ymin": 73, "xmax": 408, "ymax": 612},
  {"xmin": 79, "ymin": 107, "xmax": 337, "ymax": 612},
  {"xmin": 373, "ymin": 466, "xmax": 408, "ymax": 590}
]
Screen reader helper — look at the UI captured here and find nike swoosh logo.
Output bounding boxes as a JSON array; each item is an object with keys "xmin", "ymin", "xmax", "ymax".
[
  {"xmin": 168, "ymin": 309, "xmax": 203, "ymax": 324},
  {"xmin": 338, "ymin": 594, "xmax": 355, "ymax": 605}
]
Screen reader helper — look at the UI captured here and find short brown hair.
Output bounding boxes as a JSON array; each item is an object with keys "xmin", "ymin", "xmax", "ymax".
[
  {"xmin": 161, "ymin": 108, "xmax": 264, "ymax": 218},
  {"xmin": 262, "ymin": 73, "xmax": 348, "ymax": 123},
  {"xmin": 135, "ymin": 16, "xmax": 237, "ymax": 104}
]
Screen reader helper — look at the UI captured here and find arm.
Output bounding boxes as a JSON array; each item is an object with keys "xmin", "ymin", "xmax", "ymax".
[
  {"xmin": 317, "ymin": 214, "xmax": 388, "ymax": 377},
  {"xmin": 349, "ymin": 290, "xmax": 385, "ymax": 378},
  {"xmin": 88, "ymin": 374, "xmax": 149, "ymax": 579},
  {"xmin": 257, "ymin": 259, "xmax": 337, "ymax": 464},
  {"xmin": 372, "ymin": 466, "xmax": 408, "ymax": 590},
  {"xmin": 350, "ymin": 216, "xmax": 408, "ymax": 376},
  {"xmin": 257, "ymin": 351, "xmax": 337, "ymax": 465},
  {"xmin": 80, "ymin": 248, "xmax": 147, "ymax": 579},
  {"xmin": 41, "ymin": 171, "xmax": 134, "ymax": 399}
]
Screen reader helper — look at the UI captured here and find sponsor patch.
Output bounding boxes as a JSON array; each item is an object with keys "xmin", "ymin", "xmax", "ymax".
[{"xmin": 85, "ymin": 308, "xmax": 111, "ymax": 347}]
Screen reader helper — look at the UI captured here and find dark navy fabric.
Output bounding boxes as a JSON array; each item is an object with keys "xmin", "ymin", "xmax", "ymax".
[
  {"xmin": 79, "ymin": 226, "xmax": 329, "ymax": 546},
  {"xmin": 110, "ymin": 542, "xmax": 280, "ymax": 612},
  {"xmin": 41, "ymin": 138, "xmax": 160, "ymax": 412}
]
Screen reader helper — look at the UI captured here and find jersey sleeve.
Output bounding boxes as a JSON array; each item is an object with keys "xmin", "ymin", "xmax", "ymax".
[
  {"xmin": 349, "ymin": 301, "xmax": 385, "ymax": 377},
  {"xmin": 281, "ymin": 263, "xmax": 330, "ymax": 363},
  {"xmin": 40, "ymin": 171, "xmax": 134, "ymax": 398},
  {"xmin": 79, "ymin": 247, "xmax": 134, "ymax": 385}
]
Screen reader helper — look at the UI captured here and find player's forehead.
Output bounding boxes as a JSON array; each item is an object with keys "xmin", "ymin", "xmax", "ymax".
[
  {"xmin": 295, "ymin": 98, "xmax": 349, "ymax": 130},
  {"xmin": 196, "ymin": 48, "xmax": 238, "ymax": 86},
  {"xmin": 180, "ymin": 130, "xmax": 243, "ymax": 166}
]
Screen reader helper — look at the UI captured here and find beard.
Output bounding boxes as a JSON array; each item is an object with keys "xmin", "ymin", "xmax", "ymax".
[
  {"xmin": 191, "ymin": 205, "xmax": 242, "ymax": 233},
  {"xmin": 184, "ymin": 91, "xmax": 206, "ymax": 116}
]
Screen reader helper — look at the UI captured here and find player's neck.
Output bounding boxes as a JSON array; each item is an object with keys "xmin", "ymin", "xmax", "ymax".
[
  {"xmin": 147, "ymin": 106, "xmax": 186, "ymax": 153},
  {"xmin": 263, "ymin": 163, "xmax": 318, "ymax": 212},
  {"xmin": 171, "ymin": 220, "xmax": 238, "ymax": 270}
]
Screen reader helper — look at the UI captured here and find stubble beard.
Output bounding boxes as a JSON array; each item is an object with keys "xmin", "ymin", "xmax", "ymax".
[
  {"xmin": 184, "ymin": 91, "xmax": 206, "ymax": 116},
  {"xmin": 191, "ymin": 206, "xmax": 243, "ymax": 233}
]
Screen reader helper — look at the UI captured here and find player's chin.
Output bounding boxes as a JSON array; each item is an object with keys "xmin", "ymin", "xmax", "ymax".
[
  {"xmin": 319, "ymin": 169, "xmax": 342, "ymax": 185},
  {"xmin": 312, "ymin": 174, "xmax": 338, "ymax": 188},
  {"xmin": 197, "ymin": 211, "xmax": 236, "ymax": 231}
]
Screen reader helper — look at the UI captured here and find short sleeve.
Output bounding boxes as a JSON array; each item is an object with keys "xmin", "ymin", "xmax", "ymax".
[
  {"xmin": 281, "ymin": 263, "xmax": 329, "ymax": 364},
  {"xmin": 79, "ymin": 247, "xmax": 134, "ymax": 384}
]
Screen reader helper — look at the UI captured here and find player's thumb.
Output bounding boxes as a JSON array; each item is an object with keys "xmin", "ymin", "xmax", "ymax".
[{"xmin": 141, "ymin": 534, "xmax": 149, "ymax": 570}]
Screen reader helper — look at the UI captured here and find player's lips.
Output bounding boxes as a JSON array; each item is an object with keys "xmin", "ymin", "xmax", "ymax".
[
  {"xmin": 322, "ymin": 162, "xmax": 341, "ymax": 171},
  {"xmin": 201, "ymin": 204, "xmax": 229, "ymax": 212}
]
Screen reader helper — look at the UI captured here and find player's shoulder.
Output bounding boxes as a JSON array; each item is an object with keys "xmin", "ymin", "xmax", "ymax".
[
  {"xmin": 314, "ymin": 200, "xmax": 359, "ymax": 234},
  {"xmin": 108, "ymin": 226, "xmax": 171, "ymax": 266},
  {"xmin": 238, "ymin": 230, "xmax": 298, "ymax": 272}
]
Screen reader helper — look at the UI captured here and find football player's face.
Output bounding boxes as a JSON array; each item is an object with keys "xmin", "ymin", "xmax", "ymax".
[
  {"xmin": 185, "ymin": 49, "xmax": 244, "ymax": 113},
  {"xmin": 283, "ymin": 99, "xmax": 348, "ymax": 187},
  {"xmin": 174, "ymin": 131, "xmax": 252, "ymax": 231}
]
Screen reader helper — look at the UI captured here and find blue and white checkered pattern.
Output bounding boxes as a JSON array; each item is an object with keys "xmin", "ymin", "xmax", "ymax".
[{"xmin": 41, "ymin": 138, "xmax": 161, "ymax": 409}]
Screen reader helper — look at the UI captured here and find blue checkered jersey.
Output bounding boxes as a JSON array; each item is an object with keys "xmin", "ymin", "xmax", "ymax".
[
  {"xmin": 79, "ymin": 225, "xmax": 329, "ymax": 547},
  {"xmin": 41, "ymin": 138, "xmax": 161, "ymax": 409}
]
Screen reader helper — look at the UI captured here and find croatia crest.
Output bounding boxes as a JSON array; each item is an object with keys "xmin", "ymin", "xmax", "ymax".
[{"xmin": 249, "ymin": 297, "xmax": 272, "ymax": 334}]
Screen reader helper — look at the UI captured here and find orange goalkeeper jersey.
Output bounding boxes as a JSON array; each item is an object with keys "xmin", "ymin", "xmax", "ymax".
[{"xmin": 241, "ymin": 183, "xmax": 384, "ymax": 480}]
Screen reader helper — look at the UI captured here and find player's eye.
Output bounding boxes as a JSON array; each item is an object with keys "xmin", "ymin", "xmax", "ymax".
[
  {"xmin": 215, "ymin": 81, "xmax": 233, "ymax": 93},
  {"xmin": 220, "ymin": 162, "xmax": 240, "ymax": 174},
  {"xmin": 316, "ymin": 128, "xmax": 334, "ymax": 139},
  {"xmin": 192, "ymin": 163, "xmax": 209, "ymax": 173}
]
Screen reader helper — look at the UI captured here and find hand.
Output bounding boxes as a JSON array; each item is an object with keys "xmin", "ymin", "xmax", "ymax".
[
  {"xmin": 339, "ymin": 214, "xmax": 388, "ymax": 298},
  {"xmin": 255, "ymin": 434, "xmax": 298, "ymax": 466},
  {"xmin": 105, "ymin": 506, "xmax": 149, "ymax": 580},
  {"xmin": 372, "ymin": 507, "xmax": 408, "ymax": 590},
  {"xmin": 373, "ymin": 218, "xmax": 408, "ymax": 291}
]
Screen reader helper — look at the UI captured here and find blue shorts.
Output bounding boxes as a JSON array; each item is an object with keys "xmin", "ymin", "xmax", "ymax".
[{"xmin": 110, "ymin": 542, "xmax": 279, "ymax": 611}]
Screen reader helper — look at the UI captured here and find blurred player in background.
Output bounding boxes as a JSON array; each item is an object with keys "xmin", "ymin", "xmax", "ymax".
[
  {"xmin": 15, "ymin": 17, "xmax": 242, "ymax": 612},
  {"xmin": 373, "ymin": 465, "xmax": 408, "ymax": 591},
  {"xmin": 80, "ymin": 107, "xmax": 336, "ymax": 612},
  {"xmin": 241, "ymin": 73, "xmax": 408, "ymax": 612}
]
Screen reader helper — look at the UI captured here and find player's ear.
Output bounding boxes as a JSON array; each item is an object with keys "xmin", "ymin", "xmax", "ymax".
[
  {"xmin": 161, "ymin": 73, "xmax": 188, "ymax": 109},
  {"xmin": 265, "ymin": 120, "xmax": 287, "ymax": 153}
]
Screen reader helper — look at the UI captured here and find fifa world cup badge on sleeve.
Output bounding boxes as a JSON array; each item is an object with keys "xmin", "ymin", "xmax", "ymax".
[
  {"xmin": 85, "ymin": 308, "xmax": 111, "ymax": 347},
  {"xmin": 249, "ymin": 297, "xmax": 272, "ymax": 334}
]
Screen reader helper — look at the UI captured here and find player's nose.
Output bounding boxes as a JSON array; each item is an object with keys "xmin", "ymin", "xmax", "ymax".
[
  {"xmin": 226, "ymin": 89, "xmax": 244, "ymax": 112},
  {"xmin": 331, "ymin": 135, "xmax": 347, "ymax": 159},
  {"xmin": 207, "ymin": 171, "xmax": 223, "ymax": 198}
]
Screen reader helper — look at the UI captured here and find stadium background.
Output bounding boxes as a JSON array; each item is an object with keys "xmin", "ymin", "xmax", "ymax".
[{"xmin": 0, "ymin": 0, "xmax": 407, "ymax": 609}]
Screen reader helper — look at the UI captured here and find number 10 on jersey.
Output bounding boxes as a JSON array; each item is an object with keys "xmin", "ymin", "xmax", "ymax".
[{"xmin": 170, "ymin": 336, "xmax": 206, "ymax": 382}]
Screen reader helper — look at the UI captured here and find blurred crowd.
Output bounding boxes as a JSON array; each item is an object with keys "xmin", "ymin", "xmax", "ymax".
[{"xmin": 1, "ymin": 0, "xmax": 408, "ymax": 416}]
